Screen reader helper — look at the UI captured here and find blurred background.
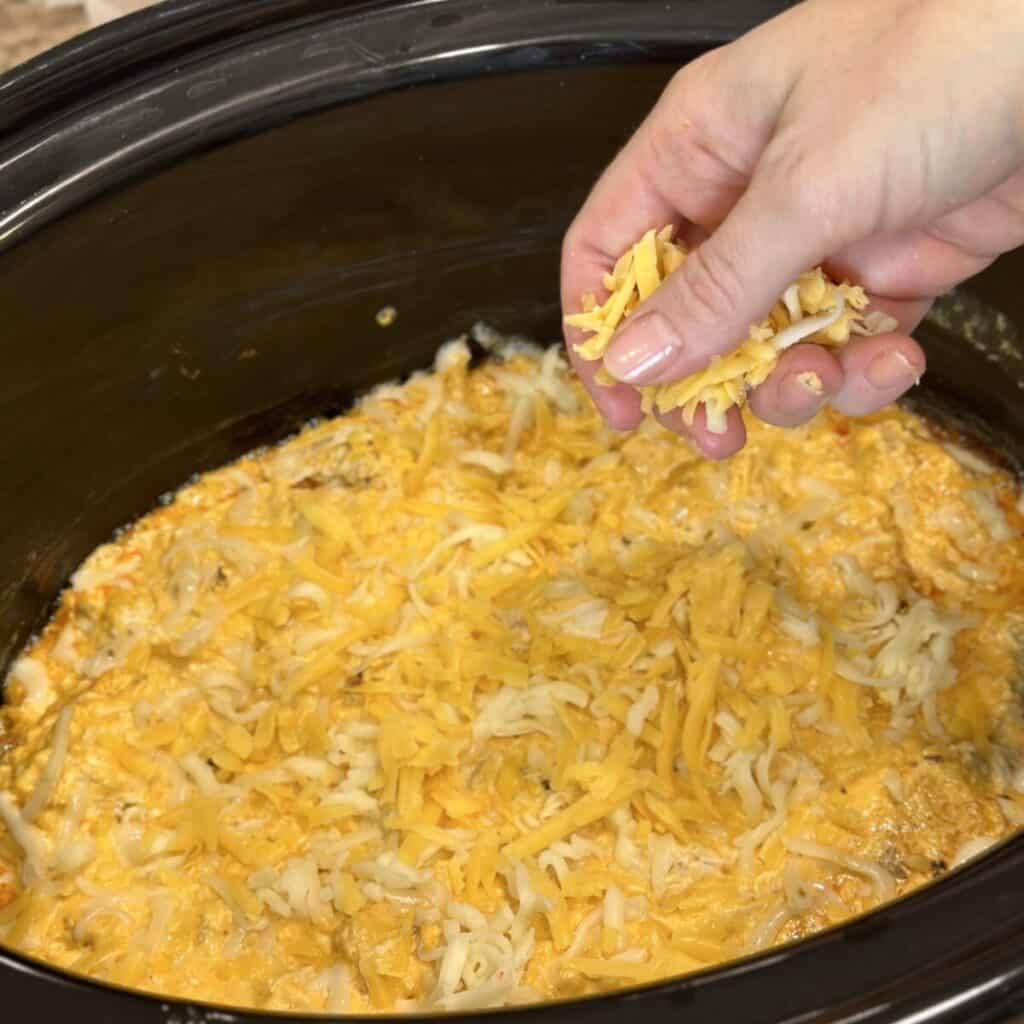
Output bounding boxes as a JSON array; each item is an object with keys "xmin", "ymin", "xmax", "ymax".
[{"xmin": 0, "ymin": 0, "xmax": 155, "ymax": 71}]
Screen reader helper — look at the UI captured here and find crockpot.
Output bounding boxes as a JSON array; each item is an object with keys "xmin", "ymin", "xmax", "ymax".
[{"xmin": 2, "ymin": 1, "xmax": 1024, "ymax": 1021}]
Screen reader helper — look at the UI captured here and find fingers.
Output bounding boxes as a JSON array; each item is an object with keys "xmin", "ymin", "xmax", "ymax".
[
  {"xmin": 561, "ymin": 47, "xmax": 796, "ymax": 414},
  {"xmin": 827, "ymin": 228, "xmax": 995, "ymax": 330},
  {"xmin": 748, "ymin": 344, "xmax": 843, "ymax": 428},
  {"xmin": 654, "ymin": 333, "xmax": 922, "ymax": 448},
  {"xmin": 560, "ymin": 48, "xmax": 787, "ymax": 314},
  {"xmin": 560, "ymin": 205, "xmax": 680, "ymax": 422},
  {"xmin": 855, "ymin": 294, "xmax": 934, "ymax": 337},
  {"xmin": 602, "ymin": 332, "xmax": 923, "ymax": 452},
  {"xmin": 654, "ymin": 403, "xmax": 747, "ymax": 460},
  {"xmin": 564, "ymin": 343, "xmax": 644, "ymax": 432},
  {"xmin": 749, "ymin": 326, "xmax": 925, "ymax": 427},
  {"xmin": 601, "ymin": 143, "xmax": 852, "ymax": 387},
  {"xmin": 829, "ymin": 333, "xmax": 926, "ymax": 417}
]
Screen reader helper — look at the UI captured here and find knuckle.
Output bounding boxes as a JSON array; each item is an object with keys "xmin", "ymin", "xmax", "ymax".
[
  {"xmin": 643, "ymin": 105, "xmax": 690, "ymax": 186},
  {"xmin": 662, "ymin": 54, "xmax": 720, "ymax": 115},
  {"xmin": 560, "ymin": 217, "xmax": 584, "ymax": 265},
  {"xmin": 675, "ymin": 240, "xmax": 747, "ymax": 327},
  {"xmin": 760, "ymin": 134, "xmax": 860, "ymax": 249},
  {"xmin": 644, "ymin": 61, "xmax": 718, "ymax": 181}
]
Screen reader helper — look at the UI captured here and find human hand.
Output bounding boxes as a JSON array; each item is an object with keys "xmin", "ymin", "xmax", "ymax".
[{"xmin": 561, "ymin": 0, "xmax": 1024, "ymax": 457}]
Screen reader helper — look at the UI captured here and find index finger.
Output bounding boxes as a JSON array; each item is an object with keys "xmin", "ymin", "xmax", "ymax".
[
  {"xmin": 559, "ymin": 125, "xmax": 685, "ymax": 428},
  {"xmin": 559, "ymin": 53, "xmax": 783, "ymax": 416}
]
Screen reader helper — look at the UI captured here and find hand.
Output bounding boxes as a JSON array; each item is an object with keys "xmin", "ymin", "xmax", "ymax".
[{"xmin": 561, "ymin": 0, "xmax": 1024, "ymax": 457}]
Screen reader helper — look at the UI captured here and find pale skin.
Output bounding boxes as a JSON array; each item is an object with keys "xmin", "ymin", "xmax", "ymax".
[{"xmin": 561, "ymin": 0, "xmax": 1024, "ymax": 457}]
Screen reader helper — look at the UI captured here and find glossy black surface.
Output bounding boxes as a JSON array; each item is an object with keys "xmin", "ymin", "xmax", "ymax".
[{"xmin": 1, "ymin": 1, "xmax": 1023, "ymax": 1022}]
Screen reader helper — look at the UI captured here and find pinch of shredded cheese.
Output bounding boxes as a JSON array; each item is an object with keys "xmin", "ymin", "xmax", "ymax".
[
  {"xmin": 564, "ymin": 226, "xmax": 879, "ymax": 432},
  {"xmin": 0, "ymin": 333, "xmax": 1022, "ymax": 1014}
]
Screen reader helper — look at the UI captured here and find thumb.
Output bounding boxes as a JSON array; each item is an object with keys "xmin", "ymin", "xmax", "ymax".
[{"xmin": 602, "ymin": 157, "xmax": 846, "ymax": 386}]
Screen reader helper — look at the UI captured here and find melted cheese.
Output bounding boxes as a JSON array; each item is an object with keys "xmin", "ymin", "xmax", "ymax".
[{"xmin": 0, "ymin": 335, "xmax": 1022, "ymax": 1013}]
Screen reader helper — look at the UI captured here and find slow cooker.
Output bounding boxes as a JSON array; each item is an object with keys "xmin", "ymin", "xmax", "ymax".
[{"xmin": 2, "ymin": 0, "xmax": 1024, "ymax": 1021}]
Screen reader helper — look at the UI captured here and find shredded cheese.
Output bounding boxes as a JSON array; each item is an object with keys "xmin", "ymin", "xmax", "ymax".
[{"xmin": 565, "ymin": 226, "xmax": 874, "ymax": 432}]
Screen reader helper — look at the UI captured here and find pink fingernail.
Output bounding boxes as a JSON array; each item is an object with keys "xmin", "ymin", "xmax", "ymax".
[
  {"xmin": 604, "ymin": 312, "xmax": 684, "ymax": 383},
  {"xmin": 865, "ymin": 350, "xmax": 919, "ymax": 391},
  {"xmin": 779, "ymin": 370, "xmax": 826, "ymax": 417}
]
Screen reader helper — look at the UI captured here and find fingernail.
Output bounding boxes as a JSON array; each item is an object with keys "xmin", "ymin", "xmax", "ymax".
[
  {"xmin": 604, "ymin": 312, "xmax": 684, "ymax": 383},
  {"xmin": 865, "ymin": 350, "xmax": 919, "ymax": 391},
  {"xmin": 779, "ymin": 370, "xmax": 826, "ymax": 417}
]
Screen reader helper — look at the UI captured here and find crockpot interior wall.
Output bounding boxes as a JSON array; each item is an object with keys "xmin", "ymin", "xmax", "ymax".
[{"xmin": 0, "ymin": 62, "xmax": 678, "ymax": 669}]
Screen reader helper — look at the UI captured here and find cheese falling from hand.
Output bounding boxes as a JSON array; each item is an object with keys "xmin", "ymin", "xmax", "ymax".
[{"xmin": 564, "ymin": 226, "xmax": 892, "ymax": 432}]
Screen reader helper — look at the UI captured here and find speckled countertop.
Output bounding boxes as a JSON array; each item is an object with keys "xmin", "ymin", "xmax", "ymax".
[{"xmin": 0, "ymin": 0, "xmax": 88, "ymax": 73}]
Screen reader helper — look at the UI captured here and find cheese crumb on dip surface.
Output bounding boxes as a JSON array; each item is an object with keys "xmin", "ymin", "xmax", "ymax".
[{"xmin": 1, "ymin": 333, "xmax": 1023, "ymax": 1013}]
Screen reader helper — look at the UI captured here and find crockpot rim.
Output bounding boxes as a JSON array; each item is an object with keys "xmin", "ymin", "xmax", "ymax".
[
  {"xmin": 1, "ymin": 2, "xmax": 1024, "ymax": 1023},
  {"xmin": 0, "ymin": 0, "xmax": 795, "ymax": 252}
]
